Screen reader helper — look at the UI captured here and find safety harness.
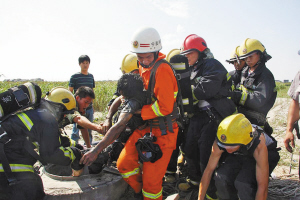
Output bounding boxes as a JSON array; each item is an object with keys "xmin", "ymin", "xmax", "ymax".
[
  {"xmin": 147, "ymin": 59, "xmax": 186, "ymax": 134},
  {"xmin": 0, "ymin": 113, "xmax": 47, "ymax": 186}
]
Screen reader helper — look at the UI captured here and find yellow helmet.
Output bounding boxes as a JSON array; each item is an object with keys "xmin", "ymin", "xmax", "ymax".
[
  {"xmin": 45, "ymin": 87, "xmax": 76, "ymax": 111},
  {"xmin": 121, "ymin": 54, "xmax": 138, "ymax": 74},
  {"xmin": 226, "ymin": 46, "xmax": 240, "ymax": 63},
  {"xmin": 239, "ymin": 38, "xmax": 265, "ymax": 59},
  {"xmin": 217, "ymin": 113, "xmax": 253, "ymax": 146},
  {"xmin": 166, "ymin": 49, "xmax": 180, "ymax": 62}
]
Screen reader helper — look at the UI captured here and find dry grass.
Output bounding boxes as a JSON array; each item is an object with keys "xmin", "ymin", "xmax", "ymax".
[{"xmin": 267, "ymin": 98, "xmax": 300, "ymax": 199}]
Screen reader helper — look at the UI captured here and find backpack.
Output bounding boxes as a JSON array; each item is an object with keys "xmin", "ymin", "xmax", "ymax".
[{"xmin": 0, "ymin": 82, "xmax": 42, "ymax": 123}]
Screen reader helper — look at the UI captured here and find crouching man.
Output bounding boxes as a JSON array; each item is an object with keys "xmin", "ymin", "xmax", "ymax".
[
  {"xmin": 0, "ymin": 86, "xmax": 84, "ymax": 200},
  {"xmin": 198, "ymin": 113, "xmax": 280, "ymax": 200}
]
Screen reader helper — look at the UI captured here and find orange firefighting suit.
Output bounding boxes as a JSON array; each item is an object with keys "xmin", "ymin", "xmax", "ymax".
[{"xmin": 117, "ymin": 52, "xmax": 179, "ymax": 200}]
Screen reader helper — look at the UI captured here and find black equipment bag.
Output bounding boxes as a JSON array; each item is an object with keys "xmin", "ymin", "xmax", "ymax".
[
  {"xmin": 135, "ymin": 133, "xmax": 162, "ymax": 163},
  {"xmin": 0, "ymin": 82, "xmax": 42, "ymax": 122}
]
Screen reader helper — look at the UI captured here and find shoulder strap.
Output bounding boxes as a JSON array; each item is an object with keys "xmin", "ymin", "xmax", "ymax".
[
  {"xmin": 148, "ymin": 59, "xmax": 183, "ymax": 104},
  {"xmin": 23, "ymin": 138, "xmax": 47, "ymax": 166},
  {"xmin": 0, "ymin": 103, "xmax": 39, "ymax": 124},
  {"xmin": 0, "ymin": 129, "xmax": 17, "ymax": 185},
  {"xmin": 148, "ymin": 59, "xmax": 164, "ymax": 96},
  {"xmin": 148, "ymin": 59, "xmax": 186, "ymax": 128}
]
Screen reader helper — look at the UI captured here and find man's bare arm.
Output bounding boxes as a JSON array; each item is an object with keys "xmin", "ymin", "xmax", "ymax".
[
  {"xmin": 73, "ymin": 115, "xmax": 102, "ymax": 133},
  {"xmin": 81, "ymin": 128, "xmax": 91, "ymax": 148},
  {"xmin": 80, "ymin": 112, "xmax": 133, "ymax": 166},
  {"xmin": 254, "ymin": 135, "xmax": 269, "ymax": 200},
  {"xmin": 198, "ymin": 140, "xmax": 223, "ymax": 200},
  {"xmin": 102, "ymin": 96, "xmax": 123, "ymax": 133},
  {"xmin": 284, "ymin": 99, "xmax": 300, "ymax": 152}
]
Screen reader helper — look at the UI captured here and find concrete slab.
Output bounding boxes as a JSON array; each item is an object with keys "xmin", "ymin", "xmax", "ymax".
[
  {"xmin": 41, "ymin": 167, "xmax": 128, "ymax": 200},
  {"xmin": 165, "ymin": 193, "xmax": 180, "ymax": 200}
]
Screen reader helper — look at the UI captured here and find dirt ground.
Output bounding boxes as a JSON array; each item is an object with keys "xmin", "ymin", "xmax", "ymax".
[{"xmin": 68, "ymin": 97, "xmax": 300, "ymax": 200}]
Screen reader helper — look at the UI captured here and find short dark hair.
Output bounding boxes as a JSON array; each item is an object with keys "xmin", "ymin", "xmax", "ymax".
[
  {"xmin": 117, "ymin": 73, "xmax": 144, "ymax": 99},
  {"xmin": 74, "ymin": 86, "xmax": 95, "ymax": 99},
  {"xmin": 78, "ymin": 55, "xmax": 90, "ymax": 64}
]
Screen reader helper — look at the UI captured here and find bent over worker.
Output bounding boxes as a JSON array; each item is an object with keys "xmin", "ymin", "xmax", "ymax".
[
  {"xmin": 102, "ymin": 53, "xmax": 139, "ymax": 134},
  {"xmin": 0, "ymin": 86, "xmax": 84, "ymax": 200},
  {"xmin": 80, "ymin": 73, "xmax": 147, "ymax": 174},
  {"xmin": 117, "ymin": 27, "xmax": 179, "ymax": 200},
  {"xmin": 198, "ymin": 114, "xmax": 280, "ymax": 200}
]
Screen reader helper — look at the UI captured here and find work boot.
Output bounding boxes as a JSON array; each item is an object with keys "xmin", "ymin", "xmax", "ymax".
[{"xmin": 177, "ymin": 179, "xmax": 199, "ymax": 192}]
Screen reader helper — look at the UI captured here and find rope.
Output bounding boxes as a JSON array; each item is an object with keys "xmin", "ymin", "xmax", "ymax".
[{"xmin": 268, "ymin": 174, "xmax": 300, "ymax": 199}]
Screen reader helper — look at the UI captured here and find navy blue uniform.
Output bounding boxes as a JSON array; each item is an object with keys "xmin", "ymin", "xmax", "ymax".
[
  {"xmin": 230, "ymin": 63, "xmax": 277, "ymax": 128},
  {"xmin": 184, "ymin": 58, "xmax": 236, "ymax": 197},
  {"xmin": 0, "ymin": 105, "xmax": 82, "ymax": 200}
]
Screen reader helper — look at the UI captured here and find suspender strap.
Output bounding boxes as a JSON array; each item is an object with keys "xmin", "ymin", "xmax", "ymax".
[
  {"xmin": 0, "ymin": 129, "xmax": 17, "ymax": 186},
  {"xmin": 158, "ymin": 118, "xmax": 167, "ymax": 135},
  {"xmin": 166, "ymin": 116, "xmax": 174, "ymax": 133},
  {"xmin": 176, "ymin": 71, "xmax": 190, "ymax": 80},
  {"xmin": 23, "ymin": 138, "xmax": 47, "ymax": 166},
  {"xmin": 148, "ymin": 59, "xmax": 180, "ymax": 135}
]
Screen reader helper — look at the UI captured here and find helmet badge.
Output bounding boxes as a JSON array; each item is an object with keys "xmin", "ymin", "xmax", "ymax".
[
  {"xmin": 220, "ymin": 134, "xmax": 227, "ymax": 142},
  {"xmin": 243, "ymin": 48, "xmax": 247, "ymax": 54},
  {"xmin": 133, "ymin": 41, "xmax": 139, "ymax": 48}
]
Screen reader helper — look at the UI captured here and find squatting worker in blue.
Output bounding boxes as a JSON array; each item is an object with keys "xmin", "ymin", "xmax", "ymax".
[{"xmin": 0, "ymin": 86, "xmax": 85, "ymax": 200}]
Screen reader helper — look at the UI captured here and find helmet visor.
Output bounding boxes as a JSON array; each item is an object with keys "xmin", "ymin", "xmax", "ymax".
[{"xmin": 180, "ymin": 49, "xmax": 196, "ymax": 55}]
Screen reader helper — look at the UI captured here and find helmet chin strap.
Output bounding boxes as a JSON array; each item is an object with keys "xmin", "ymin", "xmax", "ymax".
[
  {"xmin": 140, "ymin": 52, "xmax": 159, "ymax": 68},
  {"xmin": 250, "ymin": 60, "xmax": 261, "ymax": 71},
  {"xmin": 190, "ymin": 52, "xmax": 205, "ymax": 68},
  {"xmin": 190, "ymin": 60, "xmax": 199, "ymax": 68},
  {"xmin": 249, "ymin": 52, "xmax": 264, "ymax": 70}
]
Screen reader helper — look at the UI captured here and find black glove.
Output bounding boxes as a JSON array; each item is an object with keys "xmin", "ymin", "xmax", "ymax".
[
  {"xmin": 70, "ymin": 147, "xmax": 84, "ymax": 170},
  {"xmin": 75, "ymin": 143, "xmax": 84, "ymax": 150},
  {"xmin": 229, "ymin": 90, "xmax": 242, "ymax": 105}
]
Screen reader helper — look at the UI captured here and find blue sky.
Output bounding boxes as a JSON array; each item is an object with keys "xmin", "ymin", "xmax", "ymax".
[{"xmin": 0, "ymin": 0, "xmax": 299, "ymax": 81}]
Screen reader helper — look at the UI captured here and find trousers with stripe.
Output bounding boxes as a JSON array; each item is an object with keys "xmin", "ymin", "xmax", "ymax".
[{"xmin": 117, "ymin": 124, "xmax": 178, "ymax": 200}]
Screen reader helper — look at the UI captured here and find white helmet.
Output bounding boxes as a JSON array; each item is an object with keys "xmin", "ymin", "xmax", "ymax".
[{"xmin": 131, "ymin": 27, "xmax": 162, "ymax": 53}]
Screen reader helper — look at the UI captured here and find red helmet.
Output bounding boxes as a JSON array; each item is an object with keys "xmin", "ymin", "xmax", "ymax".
[{"xmin": 181, "ymin": 34, "xmax": 207, "ymax": 55}]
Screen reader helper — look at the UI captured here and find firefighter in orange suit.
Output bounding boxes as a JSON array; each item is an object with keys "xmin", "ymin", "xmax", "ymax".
[{"xmin": 117, "ymin": 27, "xmax": 179, "ymax": 200}]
